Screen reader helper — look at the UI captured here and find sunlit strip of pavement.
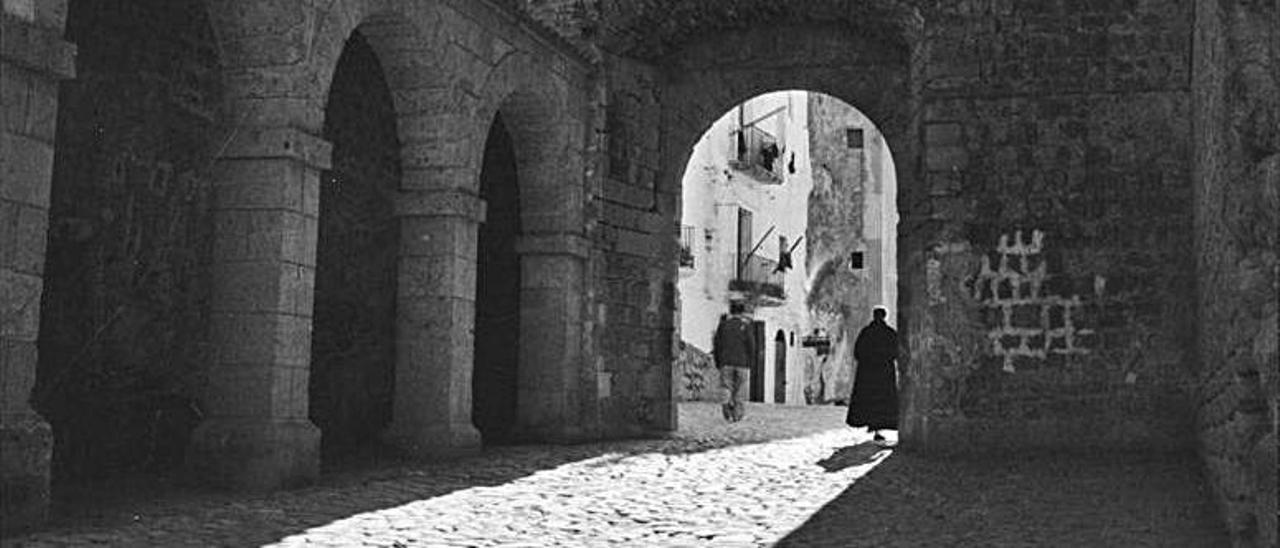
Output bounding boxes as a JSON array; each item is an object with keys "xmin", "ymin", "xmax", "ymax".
[{"xmin": 264, "ymin": 428, "xmax": 891, "ymax": 547}]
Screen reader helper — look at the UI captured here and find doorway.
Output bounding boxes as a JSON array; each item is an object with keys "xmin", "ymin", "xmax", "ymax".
[
  {"xmin": 774, "ymin": 330, "xmax": 787, "ymax": 403},
  {"xmin": 473, "ymin": 114, "xmax": 522, "ymax": 444}
]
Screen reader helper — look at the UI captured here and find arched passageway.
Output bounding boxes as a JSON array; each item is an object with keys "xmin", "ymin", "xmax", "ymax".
[
  {"xmin": 310, "ymin": 30, "xmax": 401, "ymax": 460},
  {"xmin": 473, "ymin": 114, "xmax": 522, "ymax": 444},
  {"xmin": 33, "ymin": 0, "xmax": 222, "ymax": 482},
  {"xmin": 672, "ymin": 90, "xmax": 899, "ymax": 414}
]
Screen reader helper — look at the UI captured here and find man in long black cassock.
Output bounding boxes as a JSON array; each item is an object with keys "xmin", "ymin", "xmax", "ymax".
[{"xmin": 846, "ymin": 307, "xmax": 900, "ymax": 446}]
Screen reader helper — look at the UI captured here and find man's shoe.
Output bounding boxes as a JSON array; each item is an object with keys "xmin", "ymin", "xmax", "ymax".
[{"xmin": 722, "ymin": 403, "xmax": 733, "ymax": 421}]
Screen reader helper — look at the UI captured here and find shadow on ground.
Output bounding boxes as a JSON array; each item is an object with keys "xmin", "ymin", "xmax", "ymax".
[
  {"xmin": 777, "ymin": 449, "xmax": 1230, "ymax": 547},
  {"xmin": 815, "ymin": 441, "xmax": 893, "ymax": 473},
  {"xmin": 16, "ymin": 402, "xmax": 848, "ymax": 546}
]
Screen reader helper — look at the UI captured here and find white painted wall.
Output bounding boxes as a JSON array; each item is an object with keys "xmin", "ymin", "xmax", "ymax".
[{"xmin": 677, "ymin": 91, "xmax": 814, "ymax": 404}]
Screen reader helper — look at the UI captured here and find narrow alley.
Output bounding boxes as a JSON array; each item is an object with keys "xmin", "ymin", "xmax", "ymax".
[{"xmin": 4, "ymin": 403, "xmax": 1226, "ymax": 547}]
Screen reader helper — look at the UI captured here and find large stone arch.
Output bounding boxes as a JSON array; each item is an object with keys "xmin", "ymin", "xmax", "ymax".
[
  {"xmin": 34, "ymin": 0, "xmax": 230, "ymax": 483},
  {"xmin": 649, "ymin": 21, "xmax": 927, "ymax": 441},
  {"xmin": 470, "ymin": 52, "xmax": 591, "ymax": 442},
  {"xmin": 189, "ymin": 0, "xmax": 470, "ymax": 486}
]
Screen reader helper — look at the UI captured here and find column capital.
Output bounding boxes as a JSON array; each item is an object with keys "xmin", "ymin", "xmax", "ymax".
[
  {"xmin": 515, "ymin": 232, "xmax": 590, "ymax": 259},
  {"xmin": 394, "ymin": 189, "xmax": 487, "ymax": 222},
  {"xmin": 220, "ymin": 126, "xmax": 332, "ymax": 172}
]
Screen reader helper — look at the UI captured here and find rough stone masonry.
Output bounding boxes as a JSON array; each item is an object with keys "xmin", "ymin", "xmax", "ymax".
[{"xmin": 1, "ymin": 0, "xmax": 1275, "ymax": 544}]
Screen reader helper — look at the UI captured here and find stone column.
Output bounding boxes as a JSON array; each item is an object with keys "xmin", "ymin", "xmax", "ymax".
[
  {"xmin": 185, "ymin": 125, "xmax": 329, "ymax": 490},
  {"xmin": 384, "ymin": 188, "xmax": 485, "ymax": 456},
  {"xmin": 1, "ymin": 4, "xmax": 74, "ymax": 533},
  {"xmin": 514, "ymin": 233, "xmax": 589, "ymax": 441}
]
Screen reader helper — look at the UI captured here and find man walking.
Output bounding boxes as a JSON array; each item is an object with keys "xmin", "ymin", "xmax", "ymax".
[
  {"xmin": 846, "ymin": 307, "xmax": 900, "ymax": 446},
  {"xmin": 713, "ymin": 302, "xmax": 755, "ymax": 422}
]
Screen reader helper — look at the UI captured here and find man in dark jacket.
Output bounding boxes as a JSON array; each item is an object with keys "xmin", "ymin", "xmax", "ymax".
[
  {"xmin": 846, "ymin": 307, "xmax": 900, "ymax": 446},
  {"xmin": 713, "ymin": 302, "xmax": 755, "ymax": 422}
]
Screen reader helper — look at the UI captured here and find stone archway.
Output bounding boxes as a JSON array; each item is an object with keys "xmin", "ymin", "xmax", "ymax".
[
  {"xmin": 187, "ymin": 0, "xmax": 465, "ymax": 487},
  {"xmin": 472, "ymin": 54, "xmax": 592, "ymax": 443},
  {"xmin": 473, "ymin": 113, "xmax": 522, "ymax": 444},
  {"xmin": 651, "ymin": 23, "xmax": 922, "ymax": 440},
  {"xmin": 310, "ymin": 28, "xmax": 401, "ymax": 460},
  {"xmin": 33, "ymin": 0, "xmax": 224, "ymax": 483}
]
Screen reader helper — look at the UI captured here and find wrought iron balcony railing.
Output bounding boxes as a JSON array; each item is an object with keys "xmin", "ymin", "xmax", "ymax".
[{"xmin": 730, "ymin": 253, "xmax": 784, "ymax": 300}]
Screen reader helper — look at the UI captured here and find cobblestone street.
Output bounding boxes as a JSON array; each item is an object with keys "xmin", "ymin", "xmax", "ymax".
[{"xmin": 5, "ymin": 403, "xmax": 1226, "ymax": 547}]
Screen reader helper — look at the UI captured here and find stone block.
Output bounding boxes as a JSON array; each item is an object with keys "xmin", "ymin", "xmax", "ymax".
[
  {"xmin": 220, "ymin": 125, "xmax": 332, "ymax": 172},
  {"xmin": 186, "ymin": 417, "xmax": 319, "ymax": 491},
  {"xmin": 520, "ymin": 256, "xmax": 583, "ymax": 290},
  {"xmin": 0, "ymin": 269, "xmax": 41, "ymax": 342},
  {"xmin": 611, "ymin": 226, "xmax": 659, "ymax": 258},
  {"xmin": 925, "ymin": 145, "xmax": 969, "ymax": 172},
  {"xmin": 0, "ymin": 16, "xmax": 74, "ymax": 79},
  {"xmin": 0, "ymin": 201, "xmax": 46, "ymax": 275},
  {"xmin": 398, "ymin": 255, "xmax": 475, "ymax": 299},
  {"xmin": 212, "ymin": 209, "xmax": 314, "ymax": 265},
  {"xmin": 602, "ymin": 179, "xmax": 652, "ymax": 209},
  {"xmin": 395, "ymin": 189, "xmax": 486, "ymax": 221},
  {"xmin": 925, "ymin": 122, "xmax": 964, "ymax": 147},
  {"xmin": 400, "ymin": 138, "xmax": 475, "ymax": 171},
  {"xmin": 0, "ymin": 337, "xmax": 37, "ymax": 413},
  {"xmin": 202, "ymin": 362, "xmax": 278, "ymax": 418},
  {"xmin": 0, "ymin": 132, "xmax": 53, "ymax": 207},
  {"xmin": 396, "ymin": 297, "xmax": 475, "ymax": 378},
  {"xmin": 212, "ymin": 159, "xmax": 309, "ymax": 211},
  {"xmin": 382, "ymin": 421, "xmax": 481, "ymax": 458},
  {"xmin": 225, "ymin": 97, "xmax": 318, "ymax": 130},
  {"xmin": 0, "ymin": 414, "xmax": 51, "ymax": 535},
  {"xmin": 400, "ymin": 166, "xmax": 477, "ymax": 193},
  {"xmin": 1, "ymin": 65, "xmax": 57, "ymax": 142},
  {"xmin": 1011, "ymin": 304, "xmax": 1040, "ymax": 328},
  {"xmin": 211, "ymin": 260, "xmax": 314, "ymax": 316},
  {"xmin": 399, "ymin": 216, "xmax": 479, "ymax": 258},
  {"xmin": 210, "ymin": 312, "xmax": 312, "ymax": 368},
  {"xmin": 522, "ymin": 211, "xmax": 584, "ymax": 234},
  {"xmin": 270, "ymin": 365, "xmax": 310, "ymax": 419}
]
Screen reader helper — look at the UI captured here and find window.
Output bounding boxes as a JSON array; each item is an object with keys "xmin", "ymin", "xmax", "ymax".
[{"xmin": 846, "ymin": 128, "xmax": 864, "ymax": 149}]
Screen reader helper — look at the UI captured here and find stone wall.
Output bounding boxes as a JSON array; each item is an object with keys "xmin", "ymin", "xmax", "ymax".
[
  {"xmin": 1192, "ymin": 0, "xmax": 1278, "ymax": 545},
  {"xmin": 909, "ymin": 0, "xmax": 1199, "ymax": 453},
  {"xmin": 673, "ymin": 340, "xmax": 717, "ymax": 402},
  {"xmin": 805, "ymin": 94, "xmax": 889, "ymax": 404},
  {"xmin": 2, "ymin": 0, "xmax": 76, "ymax": 533},
  {"xmin": 593, "ymin": 52, "xmax": 676, "ymax": 434}
]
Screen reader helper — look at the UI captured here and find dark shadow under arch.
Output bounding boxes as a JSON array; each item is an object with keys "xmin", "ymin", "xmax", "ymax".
[
  {"xmin": 312, "ymin": 29, "xmax": 401, "ymax": 460},
  {"xmin": 473, "ymin": 113, "xmax": 522, "ymax": 445},
  {"xmin": 33, "ymin": 0, "xmax": 223, "ymax": 483}
]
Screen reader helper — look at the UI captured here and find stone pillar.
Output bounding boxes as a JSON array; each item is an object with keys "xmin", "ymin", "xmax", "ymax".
[
  {"xmin": 514, "ymin": 233, "xmax": 589, "ymax": 441},
  {"xmin": 1, "ymin": 4, "xmax": 74, "ymax": 534},
  {"xmin": 384, "ymin": 188, "xmax": 485, "ymax": 456},
  {"xmin": 185, "ymin": 125, "xmax": 329, "ymax": 490}
]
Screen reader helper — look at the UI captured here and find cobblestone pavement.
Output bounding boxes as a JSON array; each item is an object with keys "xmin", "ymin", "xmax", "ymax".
[{"xmin": 5, "ymin": 403, "xmax": 1226, "ymax": 547}]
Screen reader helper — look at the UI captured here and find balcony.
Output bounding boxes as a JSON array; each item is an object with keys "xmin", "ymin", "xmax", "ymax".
[
  {"xmin": 729, "ymin": 125, "xmax": 783, "ymax": 184},
  {"xmin": 730, "ymin": 253, "xmax": 785, "ymax": 306}
]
